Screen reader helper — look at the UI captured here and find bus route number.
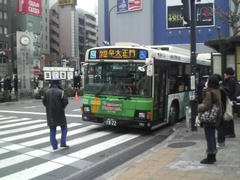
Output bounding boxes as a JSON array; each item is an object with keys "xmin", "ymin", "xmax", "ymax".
[{"xmin": 104, "ymin": 118, "xmax": 117, "ymax": 126}]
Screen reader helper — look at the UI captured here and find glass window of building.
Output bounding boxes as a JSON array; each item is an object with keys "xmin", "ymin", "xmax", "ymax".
[
  {"xmin": 3, "ymin": 12, "xmax": 7, "ymax": 20},
  {"xmin": 0, "ymin": 11, "xmax": 2, "ymax": 19},
  {"xmin": 3, "ymin": 0, "xmax": 7, "ymax": 5},
  {"xmin": 0, "ymin": 0, "xmax": 2, "ymax": 4},
  {"xmin": 4, "ymin": 26, "xmax": 7, "ymax": 34},
  {"xmin": 0, "ymin": 26, "xmax": 2, "ymax": 34}
]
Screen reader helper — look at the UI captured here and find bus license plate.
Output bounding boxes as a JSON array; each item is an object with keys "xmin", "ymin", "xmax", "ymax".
[{"xmin": 104, "ymin": 118, "xmax": 117, "ymax": 126}]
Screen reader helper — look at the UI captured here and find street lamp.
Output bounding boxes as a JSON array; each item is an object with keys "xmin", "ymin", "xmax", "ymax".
[{"xmin": 108, "ymin": 1, "xmax": 135, "ymax": 45}]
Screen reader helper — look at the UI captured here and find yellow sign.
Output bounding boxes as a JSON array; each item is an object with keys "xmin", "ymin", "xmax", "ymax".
[
  {"xmin": 58, "ymin": 0, "xmax": 76, "ymax": 6},
  {"xmin": 99, "ymin": 49, "xmax": 137, "ymax": 59}
]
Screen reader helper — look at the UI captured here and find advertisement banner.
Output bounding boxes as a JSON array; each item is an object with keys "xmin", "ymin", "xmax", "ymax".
[
  {"xmin": 117, "ymin": 0, "xmax": 142, "ymax": 13},
  {"xmin": 167, "ymin": 2, "xmax": 214, "ymax": 29},
  {"xmin": 17, "ymin": 0, "xmax": 42, "ymax": 17}
]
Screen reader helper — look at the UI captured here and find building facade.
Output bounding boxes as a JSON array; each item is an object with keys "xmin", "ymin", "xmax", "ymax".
[
  {"xmin": 49, "ymin": 4, "xmax": 97, "ymax": 70},
  {"xmin": 98, "ymin": 0, "xmax": 230, "ymax": 53},
  {"xmin": 76, "ymin": 9, "xmax": 97, "ymax": 63},
  {"xmin": 0, "ymin": 0, "xmax": 10, "ymax": 77}
]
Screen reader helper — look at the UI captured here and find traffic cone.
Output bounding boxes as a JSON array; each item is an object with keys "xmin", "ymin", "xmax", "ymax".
[{"xmin": 74, "ymin": 91, "xmax": 79, "ymax": 102}]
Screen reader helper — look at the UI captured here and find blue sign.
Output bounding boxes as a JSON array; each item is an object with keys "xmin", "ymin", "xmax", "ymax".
[
  {"xmin": 139, "ymin": 50, "xmax": 147, "ymax": 60},
  {"xmin": 89, "ymin": 50, "xmax": 97, "ymax": 59}
]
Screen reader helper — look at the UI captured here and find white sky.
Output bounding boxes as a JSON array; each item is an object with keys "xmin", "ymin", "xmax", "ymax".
[{"xmin": 49, "ymin": 0, "xmax": 98, "ymax": 14}]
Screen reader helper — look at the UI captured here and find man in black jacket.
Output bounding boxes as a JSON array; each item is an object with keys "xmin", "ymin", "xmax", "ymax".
[
  {"xmin": 42, "ymin": 78, "xmax": 69, "ymax": 150},
  {"xmin": 223, "ymin": 67, "xmax": 236, "ymax": 138}
]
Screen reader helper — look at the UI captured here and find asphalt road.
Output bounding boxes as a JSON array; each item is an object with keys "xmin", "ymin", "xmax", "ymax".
[{"xmin": 0, "ymin": 98, "xmax": 173, "ymax": 180}]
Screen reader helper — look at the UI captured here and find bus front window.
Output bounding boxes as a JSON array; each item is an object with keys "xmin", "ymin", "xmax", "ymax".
[{"xmin": 84, "ymin": 63, "xmax": 152, "ymax": 97}]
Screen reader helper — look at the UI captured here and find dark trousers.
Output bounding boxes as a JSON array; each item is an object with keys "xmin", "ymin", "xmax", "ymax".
[
  {"xmin": 204, "ymin": 126, "xmax": 217, "ymax": 154},
  {"xmin": 217, "ymin": 121, "xmax": 225, "ymax": 143},
  {"xmin": 223, "ymin": 119, "xmax": 235, "ymax": 136},
  {"xmin": 50, "ymin": 125, "xmax": 68, "ymax": 149}
]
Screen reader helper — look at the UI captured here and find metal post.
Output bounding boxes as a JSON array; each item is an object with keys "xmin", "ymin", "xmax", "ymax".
[
  {"xmin": 108, "ymin": 5, "xmax": 117, "ymax": 45},
  {"xmin": 190, "ymin": 0, "xmax": 197, "ymax": 131}
]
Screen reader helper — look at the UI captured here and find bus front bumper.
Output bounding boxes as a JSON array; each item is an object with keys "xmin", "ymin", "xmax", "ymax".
[{"xmin": 82, "ymin": 113, "xmax": 152, "ymax": 128}]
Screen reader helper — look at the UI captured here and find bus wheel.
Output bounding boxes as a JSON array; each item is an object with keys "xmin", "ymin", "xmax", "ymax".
[{"xmin": 169, "ymin": 103, "xmax": 178, "ymax": 125}]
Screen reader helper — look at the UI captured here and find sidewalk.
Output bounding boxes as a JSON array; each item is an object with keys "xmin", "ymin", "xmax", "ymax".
[{"xmin": 104, "ymin": 119, "xmax": 240, "ymax": 180}]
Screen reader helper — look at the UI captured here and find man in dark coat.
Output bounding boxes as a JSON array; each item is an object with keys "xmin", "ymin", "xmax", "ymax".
[
  {"xmin": 222, "ymin": 67, "xmax": 236, "ymax": 138},
  {"xmin": 42, "ymin": 78, "xmax": 69, "ymax": 150}
]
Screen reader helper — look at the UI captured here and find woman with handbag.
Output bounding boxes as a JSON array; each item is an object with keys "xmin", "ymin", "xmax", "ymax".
[{"xmin": 198, "ymin": 75, "xmax": 223, "ymax": 164}]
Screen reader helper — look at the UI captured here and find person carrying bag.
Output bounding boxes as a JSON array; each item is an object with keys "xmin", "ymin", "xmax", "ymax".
[{"xmin": 198, "ymin": 75, "xmax": 223, "ymax": 164}]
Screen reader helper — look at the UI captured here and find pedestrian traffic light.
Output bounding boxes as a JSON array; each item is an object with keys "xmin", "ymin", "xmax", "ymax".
[{"xmin": 181, "ymin": 0, "xmax": 191, "ymax": 25}]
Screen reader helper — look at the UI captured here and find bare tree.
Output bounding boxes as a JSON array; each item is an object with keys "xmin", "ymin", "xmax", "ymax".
[{"xmin": 216, "ymin": 0, "xmax": 240, "ymax": 36}]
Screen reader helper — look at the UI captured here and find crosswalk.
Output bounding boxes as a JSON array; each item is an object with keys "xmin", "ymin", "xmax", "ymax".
[{"xmin": 0, "ymin": 114, "xmax": 141, "ymax": 180}]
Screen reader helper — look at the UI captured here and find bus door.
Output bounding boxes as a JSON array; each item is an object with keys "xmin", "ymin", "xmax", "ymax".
[{"xmin": 153, "ymin": 61, "xmax": 167, "ymax": 123}]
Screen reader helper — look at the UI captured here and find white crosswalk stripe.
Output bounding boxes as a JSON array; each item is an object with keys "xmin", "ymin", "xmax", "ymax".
[
  {"xmin": 1, "ymin": 123, "xmax": 81, "ymax": 142},
  {"xmin": 0, "ymin": 119, "xmax": 45, "ymax": 130},
  {"xmin": 0, "ymin": 114, "xmax": 140, "ymax": 179},
  {"xmin": 0, "ymin": 116, "xmax": 17, "ymax": 121},
  {"xmin": 0, "ymin": 117, "xmax": 32, "ymax": 125}
]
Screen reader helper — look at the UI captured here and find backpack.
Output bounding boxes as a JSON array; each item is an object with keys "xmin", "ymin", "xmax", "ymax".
[{"xmin": 223, "ymin": 97, "xmax": 233, "ymax": 121}]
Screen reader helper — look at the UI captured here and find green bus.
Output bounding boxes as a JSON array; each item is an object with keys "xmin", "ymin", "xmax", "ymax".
[{"xmin": 81, "ymin": 43, "xmax": 210, "ymax": 130}]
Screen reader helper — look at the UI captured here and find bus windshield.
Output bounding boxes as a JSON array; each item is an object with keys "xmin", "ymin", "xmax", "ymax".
[{"xmin": 84, "ymin": 62, "xmax": 152, "ymax": 97}]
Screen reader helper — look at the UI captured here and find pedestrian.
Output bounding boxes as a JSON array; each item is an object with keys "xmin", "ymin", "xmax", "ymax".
[
  {"xmin": 222, "ymin": 67, "xmax": 236, "ymax": 138},
  {"xmin": 198, "ymin": 75, "xmax": 222, "ymax": 164},
  {"xmin": 214, "ymin": 74, "xmax": 228, "ymax": 148},
  {"xmin": 42, "ymin": 78, "xmax": 69, "ymax": 150},
  {"xmin": 198, "ymin": 76, "xmax": 208, "ymax": 104}
]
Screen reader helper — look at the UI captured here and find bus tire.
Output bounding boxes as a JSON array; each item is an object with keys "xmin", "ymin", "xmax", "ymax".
[{"xmin": 169, "ymin": 102, "xmax": 179, "ymax": 126}]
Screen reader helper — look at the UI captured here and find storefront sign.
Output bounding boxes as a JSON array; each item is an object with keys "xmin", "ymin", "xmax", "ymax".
[
  {"xmin": 117, "ymin": 0, "xmax": 142, "ymax": 13},
  {"xmin": 17, "ymin": 0, "xmax": 42, "ymax": 17}
]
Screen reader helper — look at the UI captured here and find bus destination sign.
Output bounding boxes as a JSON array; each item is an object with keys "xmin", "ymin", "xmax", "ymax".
[{"xmin": 89, "ymin": 49, "xmax": 148, "ymax": 60}]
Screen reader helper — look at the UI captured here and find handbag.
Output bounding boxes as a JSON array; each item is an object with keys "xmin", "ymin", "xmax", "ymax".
[{"xmin": 199, "ymin": 92, "xmax": 219, "ymax": 124}]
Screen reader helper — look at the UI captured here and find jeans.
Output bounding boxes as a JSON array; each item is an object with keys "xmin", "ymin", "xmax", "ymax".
[
  {"xmin": 50, "ymin": 125, "xmax": 68, "ymax": 149},
  {"xmin": 217, "ymin": 121, "xmax": 225, "ymax": 143},
  {"xmin": 204, "ymin": 126, "xmax": 217, "ymax": 154}
]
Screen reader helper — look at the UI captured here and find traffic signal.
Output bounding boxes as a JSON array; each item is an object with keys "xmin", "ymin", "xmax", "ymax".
[{"xmin": 181, "ymin": 0, "xmax": 191, "ymax": 24}]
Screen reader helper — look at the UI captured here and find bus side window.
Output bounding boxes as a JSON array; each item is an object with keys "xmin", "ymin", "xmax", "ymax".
[{"xmin": 169, "ymin": 76, "xmax": 178, "ymax": 94}]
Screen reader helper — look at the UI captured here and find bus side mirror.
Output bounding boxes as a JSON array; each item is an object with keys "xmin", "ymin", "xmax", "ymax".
[{"xmin": 138, "ymin": 65, "xmax": 146, "ymax": 72}]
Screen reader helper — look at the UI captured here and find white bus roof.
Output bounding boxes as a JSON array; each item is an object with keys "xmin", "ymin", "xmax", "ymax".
[{"xmin": 147, "ymin": 45, "xmax": 190, "ymax": 56}]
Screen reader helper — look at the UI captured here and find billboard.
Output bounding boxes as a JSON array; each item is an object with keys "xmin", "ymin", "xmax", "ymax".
[
  {"xmin": 17, "ymin": 0, "xmax": 42, "ymax": 17},
  {"xmin": 117, "ymin": 0, "xmax": 142, "ymax": 13},
  {"xmin": 57, "ymin": 0, "xmax": 76, "ymax": 6},
  {"xmin": 167, "ymin": 0, "xmax": 214, "ymax": 29}
]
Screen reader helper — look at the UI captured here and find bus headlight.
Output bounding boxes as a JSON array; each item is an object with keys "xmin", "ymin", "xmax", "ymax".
[
  {"xmin": 136, "ymin": 111, "xmax": 152, "ymax": 120},
  {"xmin": 138, "ymin": 112, "xmax": 146, "ymax": 118}
]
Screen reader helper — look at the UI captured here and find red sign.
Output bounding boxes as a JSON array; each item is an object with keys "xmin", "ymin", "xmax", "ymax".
[
  {"xmin": 0, "ymin": 50, "xmax": 8, "ymax": 57},
  {"xmin": 128, "ymin": 0, "xmax": 142, "ymax": 11},
  {"xmin": 17, "ymin": 0, "xmax": 42, "ymax": 17}
]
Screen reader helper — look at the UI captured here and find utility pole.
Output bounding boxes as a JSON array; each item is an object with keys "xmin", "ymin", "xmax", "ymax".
[{"xmin": 182, "ymin": 0, "xmax": 197, "ymax": 131}]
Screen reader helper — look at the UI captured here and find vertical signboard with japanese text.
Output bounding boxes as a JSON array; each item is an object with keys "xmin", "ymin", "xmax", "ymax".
[
  {"xmin": 117, "ymin": 0, "xmax": 142, "ymax": 13},
  {"xmin": 17, "ymin": 0, "xmax": 42, "ymax": 17},
  {"xmin": 167, "ymin": 0, "xmax": 214, "ymax": 29},
  {"xmin": 17, "ymin": 31, "xmax": 34, "ymax": 95}
]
